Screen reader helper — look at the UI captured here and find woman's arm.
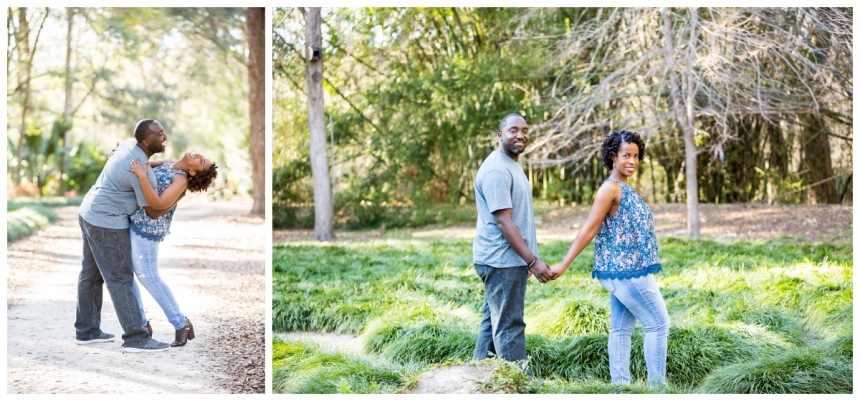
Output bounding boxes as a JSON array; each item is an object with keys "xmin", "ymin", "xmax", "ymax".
[
  {"xmin": 147, "ymin": 159, "xmax": 177, "ymax": 168},
  {"xmin": 550, "ymin": 181, "xmax": 620, "ymax": 278},
  {"xmin": 127, "ymin": 157, "xmax": 189, "ymax": 212}
]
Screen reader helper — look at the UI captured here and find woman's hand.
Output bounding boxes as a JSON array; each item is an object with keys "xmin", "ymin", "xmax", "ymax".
[
  {"xmin": 127, "ymin": 157, "xmax": 150, "ymax": 178},
  {"xmin": 549, "ymin": 264, "xmax": 566, "ymax": 280}
]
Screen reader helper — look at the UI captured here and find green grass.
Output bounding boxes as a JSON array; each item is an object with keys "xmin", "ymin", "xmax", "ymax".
[
  {"xmin": 272, "ymin": 337, "xmax": 414, "ymax": 394},
  {"xmin": 7, "ymin": 196, "xmax": 83, "ymax": 209},
  {"xmin": 272, "ymin": 237, "xmax": 852, "ymax": 393},
  {"xmin": 696, "ymin": 343, "xmax": 853, "ymax": 393}
]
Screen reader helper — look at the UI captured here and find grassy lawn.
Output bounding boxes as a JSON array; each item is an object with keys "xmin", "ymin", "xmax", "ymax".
[{"xmin": 272, "ymin": 237, "xmax": 852, "ymax": 394}]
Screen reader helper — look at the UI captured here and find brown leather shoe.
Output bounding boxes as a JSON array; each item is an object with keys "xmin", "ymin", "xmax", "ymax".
[
  {"xmin": 144, "ymin": 320, "xmax": 153, "ymax": 337},
  {"xmin": 170, "ymin": 318, "xmax": 195, "ymax": 347}
]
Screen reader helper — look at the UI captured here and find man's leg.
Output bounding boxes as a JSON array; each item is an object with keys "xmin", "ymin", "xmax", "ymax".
[
  {"xmin": 75, "ymin": 216, "xmax": 106, "ymax": 341},
  {"xmin": 473, "ymin": 264, "xmax": 497, "ymax": 359},
  {"xmin": 78, "ymin": 217, "xmax": 149, "ymax": 346},
  {"xmin": 484, "ymin": 265, "xmax": 528, "ymax": 362}
]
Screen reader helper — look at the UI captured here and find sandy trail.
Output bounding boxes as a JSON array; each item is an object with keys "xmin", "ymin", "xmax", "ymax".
[{"xmin": 6, "ymin": 194, "xmax": 266, "ymax": 394}]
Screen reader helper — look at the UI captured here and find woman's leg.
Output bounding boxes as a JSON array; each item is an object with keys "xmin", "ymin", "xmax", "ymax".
[
  {"xmin": 131, "ymin": 278, "xmax": 147, "ymax": 328},
  {"xmin": 599, "ymin": 278, "xmax": 638, "ymax": 384},
  {"xmin": 607, "ymin": 274, "xmax": 671, "ymax": 387},
  {"xmin": 129, "ymin": 229, "xmax": 187, "ymax": 330}
]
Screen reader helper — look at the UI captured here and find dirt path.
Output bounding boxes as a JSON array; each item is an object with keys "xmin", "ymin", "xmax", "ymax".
[
  {"xmin": 6, "ymin": 194, "xmax": 266, "ymax": 394},
  {"xmin": 274, "ymin": 203, "xmax": 853, "ymax": 243}
]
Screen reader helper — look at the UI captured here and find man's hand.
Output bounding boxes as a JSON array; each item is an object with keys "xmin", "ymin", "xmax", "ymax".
[{"xmin": 529, "ymin": 259, "xmax": 554, "ymax": 283}]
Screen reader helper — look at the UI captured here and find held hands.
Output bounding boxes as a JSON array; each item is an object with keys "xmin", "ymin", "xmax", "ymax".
[
  {"xmin": 127, "ymin": 156, "xmax": 149, "ymax": 178},
  {"xmin": 529, "ymin": 259, "xmax": 554, "ymax": 284},
  {"xmin": 549, "ymin": 264, "xmax": 566, "ymax": 280},
  {"xmin": 529, "ymin": 261, "xmax": 567, "ymax": 283}
]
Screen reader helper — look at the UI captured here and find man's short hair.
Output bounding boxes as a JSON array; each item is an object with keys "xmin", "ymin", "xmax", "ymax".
[
  {"xmin": 134, "ymin": 119, "xmax": 158, "ymax": 142},
  {"xmin": 498, "ymin": 113, "xmax": 524, "ymax": 132}
]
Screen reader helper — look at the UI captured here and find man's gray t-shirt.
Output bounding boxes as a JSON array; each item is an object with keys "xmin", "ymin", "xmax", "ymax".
[
  {"xmin": 79, "ymin": 138, "xmax": 157, "ymax": 229},
  {"xmin": 473, "ymin": 150, "xmax": 538, "ymax": 268}
]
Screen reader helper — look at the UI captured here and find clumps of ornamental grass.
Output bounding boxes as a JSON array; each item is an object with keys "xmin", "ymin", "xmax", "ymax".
[
  {"xmin": 537, "ymin": 378, "xmax": 680, "ymax": 394},
  {"xmin": 6, "ymin": 205, "xmax": 58, "ymax": 242},
  {"xmin": 272, "ymin": 241, "xmax": 478, "ymax": 333},
  {"xmin": 364, "ymin": 314, "xmax": 477, "ymax": 365},
  {"xmin": 664, "ymin": 325, "xmax": 788, "ymax": 388},
  {"xmin": 272, "ymin": 238, "xmax": 852, "ymax": 394},
  {"xmin": 726, "ymin": 305, "xmax": 808, "ymax": 346},
  {"xmin": 529, "ymin": 299, "xmax": 609, "ymax": 339},
  {"xmin": 528, "ymin": 333, "xmax": 611, "ymax": 380},
  {"xmin": 272, "ymin": 279, "xmax": 388, "ymax": 334},
  {"xmin": 824, "ymin": 334, "xmax": 852, "ymax": 358},
  {"xmin": 695, "ymin": 345, "xmax": 853, "ymax": 393},
  {"xmin": 272, "ymin": 337, "xmax": 412, "ymax": 394},
  {"xmin": 527, "ymin": 324, "xmax": 784, "ymax": 388}
]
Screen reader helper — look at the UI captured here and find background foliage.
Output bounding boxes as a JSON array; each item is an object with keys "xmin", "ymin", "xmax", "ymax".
[
  {"xmin": 7, "ymin": 7, "xmax": 254, "ymax": 201},
  {"xmin": 273, "ymin": 7, "xmax": 852, "ymax": 229}
]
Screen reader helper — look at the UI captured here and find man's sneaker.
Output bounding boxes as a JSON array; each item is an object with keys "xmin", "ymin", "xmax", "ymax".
[
  {"xmin": 75, "ymin": 332, "xmax": 115, "ymax": 345},
  {"xmin": 123, "ymin": 338, "xmax": 170, "ymax": 353}
]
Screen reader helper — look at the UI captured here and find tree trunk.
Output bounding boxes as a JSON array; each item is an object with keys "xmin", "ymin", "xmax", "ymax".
[
  {"xmin": 801, "ymin": 115, "xmax": 837, "ymax": 204},
  {"xmin": 303, "ymin": 8, "xmax": 335, "ymax": 241},
  {"xmin": 662, "ymin": 7, "xmax": 700, "ymax": 238},
  {"xmin": 246, "ymin": 7, "xmax": 266, "ymax": 215},
  {"xmin": 60, "ymin": 7, "xmax": 74, "ymax": 196},
  {"xmin": 16, "ymin": 8, "xmax": 31, "ymax": 184}
]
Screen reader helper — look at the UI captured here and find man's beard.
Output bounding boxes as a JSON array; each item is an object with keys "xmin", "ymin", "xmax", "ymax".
[
  {"xmin": 504, "ymin": 142, "xmax": 525, "ymax": 155},
  {"xmin": 150, "ymin": 143, "xmax": 165, "ymax": 154}
]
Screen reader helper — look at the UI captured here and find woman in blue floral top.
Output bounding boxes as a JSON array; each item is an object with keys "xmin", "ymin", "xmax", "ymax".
[
  {"xmin": 550, "ymin": 130, "xmax": 670, "ymax": 388},
  {"xmin": 127, "ymin": 152, "xmax": 218, "ymax": 347}
]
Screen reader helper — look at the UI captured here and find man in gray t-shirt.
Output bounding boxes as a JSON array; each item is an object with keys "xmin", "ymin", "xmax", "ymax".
[
  {"xmin": 472, "ymin": 113, "xmax": 554, "ymax": 364},
  {"xmin": 75, "ymin": 119, "xmax": 172, "ymax": 352}
]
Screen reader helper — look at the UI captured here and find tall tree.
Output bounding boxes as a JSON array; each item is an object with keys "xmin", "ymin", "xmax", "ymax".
[
  {"xmin": 533, "ymin": 7, "xmax": 852, "ymax": 236},
  {"xmin": 247, "ymin": 7, "xmax": 265, "ymax": 215},
  {"xmin": 662, "ymin": 7, "xmax": 700, "ymax": 237},
  {"xmin": 59, "ymin": 7, "xmax": 74, "ymax": 196},
  {"xmin": 13, "ymin": 8, "xmax": 49, "ymax": 183},
  {"xmin": 301, "ymin": 7, "xmax": 334, "ymax": 240}
]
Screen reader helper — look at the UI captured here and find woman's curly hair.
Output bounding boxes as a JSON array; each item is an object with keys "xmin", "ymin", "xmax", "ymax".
[
  {"xmin": 186, "ymin": 162, "xmax": 218, "ymax": 192},
  {"xmin": 601, "ymin": 130, "xmax": 646, "ymax": 169}
]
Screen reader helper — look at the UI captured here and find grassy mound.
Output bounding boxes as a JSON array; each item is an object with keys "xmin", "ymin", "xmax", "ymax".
[
  {"xmin": 272, "ymin": 337, "xmax": 412, "ymax": 394},
  {"xmin": 697, "ymin": 345, "xmax": 853, "ymax": 393}
]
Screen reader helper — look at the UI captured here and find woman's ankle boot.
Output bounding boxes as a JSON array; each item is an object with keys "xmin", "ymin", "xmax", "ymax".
[{"xmin": 171, "ymin": 318, "xmax": 195, "ymax": 347}]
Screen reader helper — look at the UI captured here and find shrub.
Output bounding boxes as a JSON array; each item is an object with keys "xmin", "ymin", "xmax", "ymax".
[{"xmin": 7, "ymin": 205, "xmax": 58, "ymax": 242}]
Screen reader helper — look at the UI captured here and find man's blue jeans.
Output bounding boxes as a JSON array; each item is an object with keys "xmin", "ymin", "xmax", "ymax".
[
  {"xmin": 597, "ymin": 274, "xmax": 670, "ymax": 387},
  {"xmin": 76, "ymin": 215, "xmax": 149, "ymax": 346},
  {"xmin": 129, "ymin": 229, "xmax": 187, "ymax": 330},
  {"xmin": 473, "ymin": 263, "xmax": 528, "ymax": 362}
]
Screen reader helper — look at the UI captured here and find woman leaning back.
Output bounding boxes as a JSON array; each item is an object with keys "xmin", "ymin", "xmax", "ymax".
[{"xmin": 549, "ymin": 129, "xmax": 671, "ymax": 388}]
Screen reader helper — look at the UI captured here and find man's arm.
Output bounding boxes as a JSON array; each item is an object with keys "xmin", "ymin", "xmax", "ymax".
[{"xmin": 492, "ymin": 208, "xmax": 553, "ymax": 283}]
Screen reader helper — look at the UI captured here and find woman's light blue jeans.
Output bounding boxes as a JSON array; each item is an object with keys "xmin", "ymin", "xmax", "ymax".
[
  {"xmin": 597, "ymin": 274, "xmax": 670, "ymax": 387},
  {"xmin": 130, "ymin": 229, "xmax": 186, "ymax": 330}
]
